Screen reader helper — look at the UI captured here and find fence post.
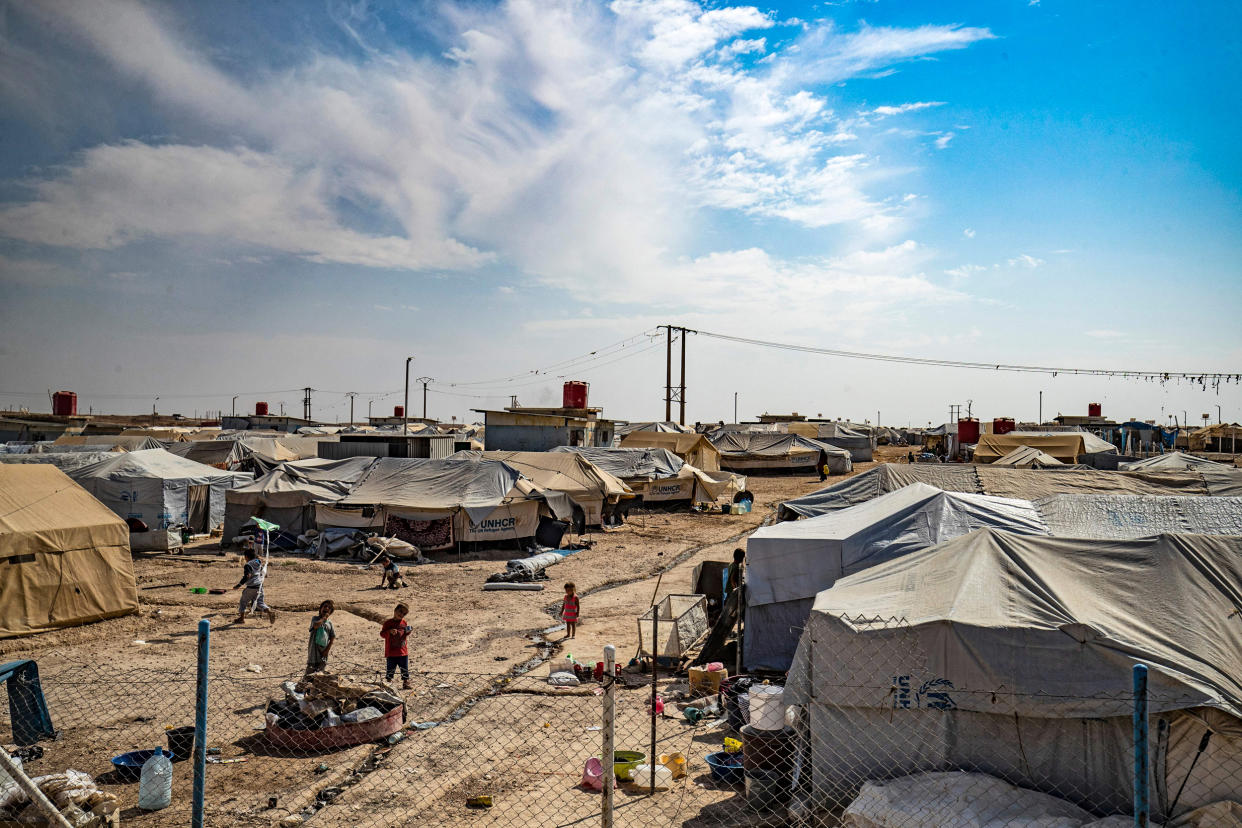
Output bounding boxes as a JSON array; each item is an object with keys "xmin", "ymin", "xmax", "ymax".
[
  {"xmin": 650, "ymin": 612, "xmax": 658, "ymax": 795},
  {"xmin": 1133, "ymin": 663, "xmax": 1149, "ymax": 828},
  {"xmin": 602, "ymin": 644, "xmax": 616, "ymax": 828},
  {"xmin": 0, "ymin": 747, "xmax": 72, "ymax": 828},
  {"xmin": 193, "ymin": 619, "xmax": 210, "ymax": 828}
]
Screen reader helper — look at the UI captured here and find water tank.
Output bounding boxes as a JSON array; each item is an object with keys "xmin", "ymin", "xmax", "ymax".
[
  {"xmin": 992, "ymin": 417, "xmax": 1016, "ymax": 436},
  {"xmin": 957, "ymin": 417, "xmax": 981, "ymax": 444},
  {"xmin": 563, "ymin": 381, "xmax": 589, "ymax": 410},
  {"xmin": 394, "ymin": 405, "xmax": 405, "ymax": 418},
  {"xmin": 51, "ymin": 391, "xmax": 77, "ymax": 416},
  {"xmin": 255, "ymin": 401, "xmax": 269, "ymax": 416},
  {"xmin": 1088, "ymin": 402, "xmax": 1102, "ymax": 418}
]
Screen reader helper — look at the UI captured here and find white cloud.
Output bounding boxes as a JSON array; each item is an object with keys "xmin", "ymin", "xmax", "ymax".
[
  {"xmin": 497, "ymin": 286, "xmax": 516, "ymax": 294},
  {"xmin": 963, "ymin": 228, "xmax": 976, "ymax": 238},
  {"xmin": 1007, "ymin": 253, "xmax": 1045, "ymax": 269},
  {"xmin": 0, "ymin": 0, "xmax": 993, "ymax": 315},
  {"xmin": 867, "ymin": 101, "xmax": 945, "ymax": 117},
  {"xmin": 1085, "ymin": 329, "xmax": 1126, "ymax": 339},
  {"xmin": 934, "ymin": 132, "xmax": 955, "ymax": 150},
  {"xmin": 944, "ymin": 264, "xmax": 985, "ymax": 280}
]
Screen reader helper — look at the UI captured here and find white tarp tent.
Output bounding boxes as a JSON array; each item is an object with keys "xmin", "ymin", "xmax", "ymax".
[
  {"xmin": 710, "ymin": 432, "xmax": 852, "ymax": 474},
  {"xmin": 1120, "ymin": 452, "xmax": 1227, "ymax": 472},
  {"xmin": 785, "ymin": 530, "xmax": 1242, "ymax": 821},
  {"xmin": 68, "ymin": 449, "xmax": 252, "ymax": 550},
  {"xmin": 223, "ymin": 457, "xmax": 377, "ymax": 542}
]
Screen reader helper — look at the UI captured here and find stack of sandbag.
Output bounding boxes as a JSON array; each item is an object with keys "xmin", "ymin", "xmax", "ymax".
[{"xmin": 0, "ymin": 768, "xmax": 119, "ymax": 825}]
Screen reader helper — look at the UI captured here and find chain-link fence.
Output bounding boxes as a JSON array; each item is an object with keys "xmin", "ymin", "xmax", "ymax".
[{"xmin": 2, "ymin": 617, "xmax": 1238, "ymax": 827}]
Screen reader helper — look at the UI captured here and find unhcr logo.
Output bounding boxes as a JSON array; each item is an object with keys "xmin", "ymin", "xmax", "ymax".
[{"xmin": 472, "ymin": 517, "xmax": 517, "ymax": 532}]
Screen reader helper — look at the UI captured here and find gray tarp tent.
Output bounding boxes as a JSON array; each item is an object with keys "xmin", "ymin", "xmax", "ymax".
[
  {"xmin": 749, "ymin": 484, "xmax": 1242, "ymax": 671},
  {"xmin": 745, "ymin": 483, "xmax": 1048, "ymax": 671},
  {"xmin": 0, "ymin": 451, "xmax": 120, "ymax": 472},
  {"xmin": 323, "ymin": 457, "xmax": 542, "ymax": 550},
  {"xmin": 814, "ymin": 423, "xmax": 876, "ymax": 462},
  {"xmin": 990, "ymin": 445, "xmax": 1064, "ymax": 468},
  {"xmin": 777, "ymin": 463, "xmax": 1240, "ymax": 520},
  {"xmin": 550, "ymin": 446, "xmax": 748, "ymax": 507},
  {"xmin": 223, "ymin": 457, "xmax": 377, "ymax": 543},
  {"xmin": 1120, "ymin": 451, "xmax": 1228, "ymax": 472},
  {"xmin": 710, "ymin": 432, "xmax": 851, "ymax": 475},
  {"xmin": 785, "ymin": 530, "xmax": 1242, "ymax": 821},
  {"xmin": 165, "ymin": 439, "xmax": 247, "ymax": 469},
  {"xmin": 68, "ymin": 449, "xmax": 252, "ymax": 550}
]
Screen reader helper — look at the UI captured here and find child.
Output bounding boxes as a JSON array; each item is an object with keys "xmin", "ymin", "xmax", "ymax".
[
  {"xmin": 560, "ymin": 583, "xmax": 579, "ymax": 640},
  {"xmin": 231, "ymin": 547, "xmax": 276, "ymax": 625},
  {"xmin": 380, "ymin": 603, "xmax": 412, "ymax": 690},
  {"xmin": 378, "ymin": 555, "xmax": 405, "ymax": 589},
  {"xmin": 306, "ymin": 600, "xmax": 335, "ymax": 674}
]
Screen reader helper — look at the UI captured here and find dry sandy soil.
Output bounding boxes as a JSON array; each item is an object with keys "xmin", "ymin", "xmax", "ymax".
[{"xmin": 0, "ymin": 448, "xmax": 905, "ymax": 827}]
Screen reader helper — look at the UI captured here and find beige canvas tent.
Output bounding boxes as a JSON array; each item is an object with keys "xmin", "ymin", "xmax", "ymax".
[
  {"xmin": 991, "ymin": 445, "xmax": 1065, "ymax": 468},
  {"xmin": 0, "ymin": 465, "xmax": 138, "ymax": 638},
  {"xmin": 1189, "ymin": 423, "xmax": 1242, "ymax": 453},
  {"xmin": 620, "ymin": 432, "xmax": 721, "ymax": 472},
  {"xmin": 451, "ymin": 450, "xmax": 632, "ymax": 526},
  {"xmin": 972, "ymin": 432, "xmax": 1117, "ymax": 464}
]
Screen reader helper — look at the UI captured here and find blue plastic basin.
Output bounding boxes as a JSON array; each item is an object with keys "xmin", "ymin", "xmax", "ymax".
[{"xmin": 111, "ymin": 749, "xmax": 157, "ymax": 781}]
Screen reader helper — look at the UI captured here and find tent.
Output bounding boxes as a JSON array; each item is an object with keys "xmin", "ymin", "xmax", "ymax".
[
  {"xmin": 990, "ymin": 445, "xmax": 1064, "ymax": 468},
  {"xmin": 68, "ymin": 449, "xmax": 252, "ymax": 550},
  {"xmin": 614, "ymin": 421, "xmax": 695, "ymax": 437},
  {"xmin": 0, "ymin": 451, "xmax": 121, "ymax": 472},
  {"xmin": 776, "ymin": 463, "xmax": 1239, "ymax": 520},
  {"xmin": 620, "ymin": 431, "xmax": 721, "ymax": 471},
  {"xmin": 222, "ymin": 457, "xmax": 378, "ymax": 543},
  {"xmin": 750, "ymin": 484, "xmax": 1242, "ymax": 671},
  {"xmin": 323, "ymin": 457, "xmax": 542, "ymax": 550},
  {"xmin": 450, "ymin": 450, "xmax": 631, "ymax": 526},
  {"xmin": 0, "ymin": 466, "xmax": 138, "ymax": 637},
  {"xmin": 165, "ymin": 440, "xmax": 247, "ymax": 469},
  {"xmin": 710, "ymin": 432, "xmax": 851, "ymax": 475},
  {"xmin": 1189, "ymin": 423, "xmax": 1242, "ymax": 453},
  {"xmin": 50, "ymin": 435, "xmax": 165, "ymax": 452},
  {"xmin": 550, "ymin": 446, "xmax": 748, "ymax": 507},
  {"xmin": 786, "ymin": 422, "xmax": 876, "ymax": 462},
  {"xmin": 972, "ymin": 432, "xmax": 1118, "ymax": 465},
  {"xmin": 784, "ymin": 530, "xmax": 1242, "ymax": 820},
  {"xmin": 1120, "ymin": 451, "xmax": 1227, "ymax": 472},
  {"xmin": 744, "ymin": 483, "xmax": 1048, "ymax": 671}
]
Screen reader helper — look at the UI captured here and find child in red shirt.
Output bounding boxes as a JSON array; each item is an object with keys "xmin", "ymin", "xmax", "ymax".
[{"xmin": 380, "ymin": 603, "xmax": 411, "ymax": 690}]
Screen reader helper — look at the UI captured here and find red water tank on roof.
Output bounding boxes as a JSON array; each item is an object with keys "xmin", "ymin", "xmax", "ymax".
[
  {"xmin": 563, "ymin": 381, "xmax": 589, "ymax": 410},
  {"xmin": 52, "ymin": 391, "xmax": 77, "ymax": 416},
  {"xmin": 992, "ymin": 417, "xmax": 1015, "ymax": 435},
  {"xmin": 1088, "ymin": 402, "xmax": 1102, "ymax": 418},
  {"xmin": 394, "ymin": 405, "xmax": 405, "ymax": 418},
  {"xmin": 255, "ymin": 401, "xmax": 269, "ymax": 416},
  {"xmin": 957, "ymin": 417, "xmax": 980, "ymax": 444}
]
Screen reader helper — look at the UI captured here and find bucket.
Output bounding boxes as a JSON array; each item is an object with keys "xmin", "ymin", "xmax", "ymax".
[
  {"xmin": 166, "ymin": 726, "xmax": 196, "ymax": 762},
  {"xmin": 658, "ymin": 752, "xmax": 687, "ymax": 779},
  {"xmin": 721, "ymin": 675, "xmax": 755, "ymax": 732},
  {"xmin": 745, "ymin": 766, "xmax": 790, "ymax": 812},
  {"xmin": 581, "ymin": 757, "xmax": 604, "ymax": 791},
  {"xmin": 740, "ymin": 725, "xmax": 793, "ymax": 775},
  {"xmin": 748, "ymin": 684, "xmax": 786, "ymax": 731}
]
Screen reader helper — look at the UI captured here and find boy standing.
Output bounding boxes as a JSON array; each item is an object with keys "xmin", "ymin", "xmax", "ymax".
[
  {"xmin": 380, "ymin": 603, "xmax": 412, "ymax": 690},
  {"xmin": 232, "ymin": 547, "xmax": 276, "ymax": 624}
]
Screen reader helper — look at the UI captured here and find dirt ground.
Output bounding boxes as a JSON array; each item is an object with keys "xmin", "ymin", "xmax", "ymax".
[{"xmin": 0, "ymin": 448, "xmax": 906, "ymax": 827}]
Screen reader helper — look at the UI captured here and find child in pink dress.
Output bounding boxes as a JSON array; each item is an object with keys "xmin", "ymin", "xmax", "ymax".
[{"xmin": 560, "ymin": 582, "xmax": 579, "ymax": 639}]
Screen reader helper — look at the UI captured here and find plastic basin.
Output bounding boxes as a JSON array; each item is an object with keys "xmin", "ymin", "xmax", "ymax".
[
  {"xmin": 705, "ymin": 751, "xmax": 744, "ymax": 785},
  {"xmin": 597, "ymin": 751, "xmax": 645, "ymax": 781},
  {"xmin": 111, "ymin": 749, "xmax": 158, "ymax": 782}
]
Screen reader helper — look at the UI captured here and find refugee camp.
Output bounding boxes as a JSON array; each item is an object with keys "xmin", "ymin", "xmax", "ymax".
[{"xmin": 0, "ymin": 2, "xmax": 1240, "ymax": 827}]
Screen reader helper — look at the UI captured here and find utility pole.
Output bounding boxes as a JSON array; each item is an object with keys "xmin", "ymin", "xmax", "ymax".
[
  {"xmin": 347, "ymin": 392, "xmax": 357, "ymax": 426},
  {"xmin": 1039, "ymin": 391, "xmax": 1043, "ymax": 425},
  {"xmin": 417, "ymin": 377, "xmax": 433, "ymax": 420},
  {"xmin": 403, "ymin": 357, "xmax": 413, "ymax": 434},
  {"xmin": 302, "ymin": 388, "xmax": 312, "ymax": 421},
  {"xmin": 152, "ymin": 397, "xmax": 159, "ymax": 425},
  {"xmin": 664, "ymin": 325, "xmax": 673, "ymax": 422},
  {"xmin": 232, "ymin": 395, "xmax": 238, "ymax": 417},
  {"xmin": 679, "ymin": 330, "xmax": 686, "ymax": 426},
  {"xmin": 734, "ymin": 392, "xmax": 738, "ymax": 424}
]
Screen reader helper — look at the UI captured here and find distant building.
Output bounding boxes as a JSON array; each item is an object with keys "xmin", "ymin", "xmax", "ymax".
[
  {"xmin": 366, "ymin": 415, "xmax": 438, "ymax": 428},
  {"xmin": 318, "ymin": 432, "xmax": 456, "ymax": 460},
  {"xmin": 474, "ymin": 406, "xmax": 615, "ymax": 451},
  {"xmin": 220, "ymin": 414, "xmax": 321, "ymax": 434},
  {"xmin": 757, "ymin": 412, "xmax": 807, "ymax": 423}
]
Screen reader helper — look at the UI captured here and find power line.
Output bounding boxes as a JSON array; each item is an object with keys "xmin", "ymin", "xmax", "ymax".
[{"xmin": 694, "ymin": 329, "xmax": 1240, "ymax": 386}]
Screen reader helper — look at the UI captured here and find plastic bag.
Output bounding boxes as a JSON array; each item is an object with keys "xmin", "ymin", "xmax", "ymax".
[
  {"xmin": 547, "ymin": 671, "xmax": 580, "ymax": 687},
  {"xmin": 341, "ymin": 707, "xmax": 382, "ymax": 724}
]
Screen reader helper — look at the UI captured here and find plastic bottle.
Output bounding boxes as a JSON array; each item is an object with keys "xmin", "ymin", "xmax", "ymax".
[{"xmin": 138, "ymin": 747, "xmax": 173, "ymax": 811}]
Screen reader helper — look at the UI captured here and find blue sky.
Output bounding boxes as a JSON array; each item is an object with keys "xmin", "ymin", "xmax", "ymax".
[{"xmin": 0, "ymin": 0, "xmax": 1238, "ymax": 426}]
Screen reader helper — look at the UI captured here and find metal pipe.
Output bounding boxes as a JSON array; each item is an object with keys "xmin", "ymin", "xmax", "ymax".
[
  {"xmin": 193, "ymin": 618, "xmax": 210, "ymax": 828},
  {"xmin": 1133, "ymin": 663, "xmax": 1149, "ymax": 828},
  {"xmin": 602, "ymin": 644, "xmax": 616, "ymax": 828}
]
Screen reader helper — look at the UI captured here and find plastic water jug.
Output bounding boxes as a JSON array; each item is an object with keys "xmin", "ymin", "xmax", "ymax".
[
  {"xmin": 631, "ymin": 763, "xmax": 673, "ymax": 790},
  {"xmin": 747, "ymin": 684, "xmax": 786, "ymax": 731},
  {"xmin": 138, "ymin": 747, "xmax": 172, "ymax": 810},
  {"xmin": 0, "ymin": 756, "xmax": 22, "ymax": 798}
]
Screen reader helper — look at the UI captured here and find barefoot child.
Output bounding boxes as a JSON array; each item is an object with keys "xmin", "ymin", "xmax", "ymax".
[
  {"xmin": 232, "ymin": 546, "xmax": 276, "ymax": 624},
  {"xmin": 560, "ymin": 583, "xmax": 579, "ymax": 639},
  {"xmin": 380, "ymin": 603, "xmax": 412, "ymax": 690},
  {"xmin": 378, "ymin": 555, "xmax": 405, "ymax": 589},
  {"xmin": 306, "ymin": 600, "xmax": 335, "ymax": 674}
]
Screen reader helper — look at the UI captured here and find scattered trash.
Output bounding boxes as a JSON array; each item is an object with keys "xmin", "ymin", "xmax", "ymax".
[
  {"xmin": 409, "ymin": 722, "xmax": 439, "ymax": 731},
  {"xmin": 189, "ymin": 587, "xmax": 207, "ymax": 594},
  {"xmin": 141, "ymin": 582, "xmax": 188, "ymax": 591},
  {"xmin": 466, "ymin": 795, "xmax": 493, "ymax": 808},
  {"xmin": 206, "ymin": 757, "xmax": 248, "ymax": 764},
  {"xmin": 386, "ymin": 733, "xmax": 404, "ymax": 745},
  {"xmin": 547, "ymin": 671, "xmax": 580, "ymax": 687},
  {"xmin": 315, "ymin": 763, "xmax": 330, "ymax": 775},
  {"xmin": 268, "ymin": 796, "xmax": 279, "ymax": 809},
  {"xmin": 132, "ymin": 640, "xmax": 148, "ymax": 645},
  {"xmin": 316, "ymin": 787, "xmax": 342, "ymax": 803},
  {"xmin": 206, "ymin": 747, "xmax": 221, "ymax": 755},
  {"xmin": 245, "ymin": 664, "xmax": 263, "ymax": 673},
  {"xmin": 585, "ymin": 726, "xmax": 601, "ymax": 732},
  {"xmin": 279, "ymin": 817, "xmax": 303, "ymax": 827}
]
